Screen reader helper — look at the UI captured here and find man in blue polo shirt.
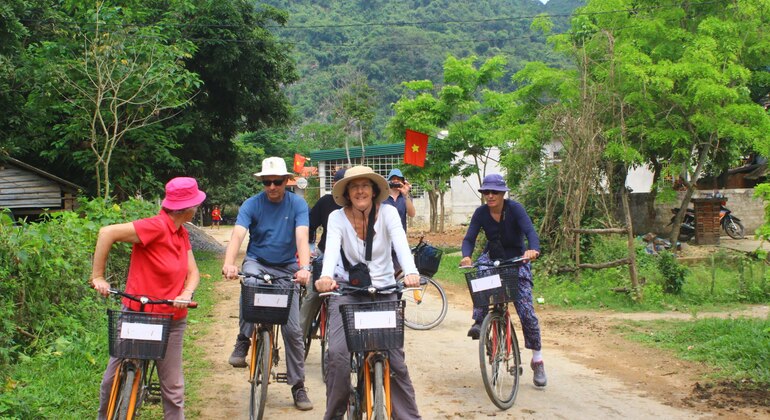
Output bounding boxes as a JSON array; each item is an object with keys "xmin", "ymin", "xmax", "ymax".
[{"xmin": 221, "ymin": 156, "xmax": 314, "ymax": 411}]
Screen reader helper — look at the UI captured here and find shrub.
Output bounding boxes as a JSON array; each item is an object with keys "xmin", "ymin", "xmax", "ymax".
[
  {"xmin": 657, "ymin": 251, "xmax": 688, "ymax": 294},
  {"xmin": 0, "ymin": 199, "xmax": 156, "ymax": 374}
]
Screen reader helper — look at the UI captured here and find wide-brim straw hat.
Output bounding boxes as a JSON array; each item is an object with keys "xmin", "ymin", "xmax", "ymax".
[{"xmin": 332, "ymin": 166, "xmax": 390, "ymax": 207}]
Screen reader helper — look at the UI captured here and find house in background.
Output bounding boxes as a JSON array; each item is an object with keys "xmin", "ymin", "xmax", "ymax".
[
  {"xmin": 310, "ymin": 144, "xmax": 504, "ymax": 230},
  {"xmin": 0, "ymin": 157, "xmax": 82, "ymax": 220}
]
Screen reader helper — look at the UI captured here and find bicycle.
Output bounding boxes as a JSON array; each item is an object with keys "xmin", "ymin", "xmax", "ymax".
[
  {"xmin": 239, "ymin": 272, "xmax": 297, "ymax": 420},
  {"xmin": 104, "ymin": 289, "xmax": 197, "ymax": 420},
  {"xmin": 461, "ymin": 257, "xmax": 527, "ymax": 410},
  {"xmin": 321, "ymin": 280, "xmax": 422, "ymax": 419},
  {"xmin": 401, "ymin": 237, "xmax": 448, "ymax": 330}
]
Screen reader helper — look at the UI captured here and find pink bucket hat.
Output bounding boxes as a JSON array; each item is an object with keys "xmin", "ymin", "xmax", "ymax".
[{"xmin": 161, "ymin": 177, "xmax": 206, "ymax": 210}]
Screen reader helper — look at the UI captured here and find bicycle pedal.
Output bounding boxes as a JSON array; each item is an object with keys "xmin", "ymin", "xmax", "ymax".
[{"xmin": 275, "ymin": 372, "xmax": 288, "ymax": 383}]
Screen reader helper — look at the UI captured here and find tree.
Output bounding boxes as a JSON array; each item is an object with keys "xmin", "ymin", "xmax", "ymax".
[
  {"xmin": 30, "ymin": 1, "xmax": 200, "ymax": 199},
  {"xmin": 388, "ymin": 54, "xmax": 509, "ymax": 232}
]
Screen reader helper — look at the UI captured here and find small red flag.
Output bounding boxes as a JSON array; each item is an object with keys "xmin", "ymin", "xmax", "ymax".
[
  {"xmin": 293, "ymin": 153, "xmax": 307, "ymax": 173},
  {"xmin": 404, "ymin": 129, "xmax": 428, "ymax": 167}
]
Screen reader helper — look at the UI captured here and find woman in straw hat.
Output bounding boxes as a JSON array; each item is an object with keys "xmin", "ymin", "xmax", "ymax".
[
  {"xmin": 91, "ymin": 177, "xmax": 206, "ymax": 419},
  {"xmin": 315, "ymin": 166, "xmax": 422, "ymax": 419}
]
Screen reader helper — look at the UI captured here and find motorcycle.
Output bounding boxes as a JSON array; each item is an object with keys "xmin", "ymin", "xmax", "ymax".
[
  {"xmin": 719, "ymin": 202, "xmax": 745, "ymax": 239},
  {"xmin": 669, "ymin": 202, "xmax": 744, "ymax": 241}
]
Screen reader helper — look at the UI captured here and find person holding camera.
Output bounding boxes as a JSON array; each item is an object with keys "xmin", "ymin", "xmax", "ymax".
[
  {"xmin": 383, "ymin": 168, "xmax": 415, "ymax": 232},
  {"xmin": 315, "ymin": 166, "xmax": 422, "ymax": 420}
]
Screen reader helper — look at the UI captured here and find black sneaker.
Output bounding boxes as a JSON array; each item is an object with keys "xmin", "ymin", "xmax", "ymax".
[
  {"xmin": 228, "ymin": 339, "xmax": 250, "ymax": 368},
  {"xmin": 292, "ymin": 384, "xmax": 313, "ymax": 411},
  {"xmin": 467, "ymin": 323, "xmax": 481, "ymax": 340}
]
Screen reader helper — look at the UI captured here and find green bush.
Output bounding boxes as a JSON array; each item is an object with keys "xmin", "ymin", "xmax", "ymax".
[
  {"xmin": 657, "ymin": 251, "xmax": 688, "ymax": 294},
  {"xmin": 0, "ymin": 199, "xmax": 156, "ymax": 376}
]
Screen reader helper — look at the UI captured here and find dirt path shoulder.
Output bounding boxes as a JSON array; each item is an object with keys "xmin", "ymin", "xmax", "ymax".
[{"xmin": 191, "ymin": 226, "xmax": 768, "ymax": 419}]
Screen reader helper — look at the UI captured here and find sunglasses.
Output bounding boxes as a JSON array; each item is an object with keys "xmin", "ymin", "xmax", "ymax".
[
  {"xmin": 261, "ymin": 179, "xmax": 285, "ymax": 187},
  {"xmin": 480, "ymin": 190, "xmax": 503, "ymax": 196}
]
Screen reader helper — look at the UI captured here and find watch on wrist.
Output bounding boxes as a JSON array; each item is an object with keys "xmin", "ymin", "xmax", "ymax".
[{"xmin": 301, "ymin": 264, "xmax": 313, "ymax": 272}]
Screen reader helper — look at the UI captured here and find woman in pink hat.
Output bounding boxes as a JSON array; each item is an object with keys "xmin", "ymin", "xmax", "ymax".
[{"xmin": 91, "ymin": 177, "xmax": 206, "ymax": 419}]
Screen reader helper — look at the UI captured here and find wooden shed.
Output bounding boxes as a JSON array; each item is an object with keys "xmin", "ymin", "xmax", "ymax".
[{"xmin": 0, "ymin": 157, "xmax": 82, "ymax": 218}]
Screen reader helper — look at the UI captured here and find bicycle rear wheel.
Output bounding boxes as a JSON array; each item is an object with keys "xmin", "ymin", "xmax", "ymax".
[
  {"xmin": 479, "ymin": 311, "xmax": 520, "ymax": 409},
  {"xmin": 249, "ymin": 329, "xmax": 271, "ymax": 420},
  {"xmin": 403, "ymin": 276, "xmax": 448, "ymax": 330}
]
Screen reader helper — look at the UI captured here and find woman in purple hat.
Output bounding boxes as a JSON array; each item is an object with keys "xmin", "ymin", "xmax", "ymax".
[
  {"xmin": 460, "ymin": 173, "xmax": 547, "ymax": 388},
  {"xmin": 91, "ymin": 177, "xmax": 206, "ymax": 419}
]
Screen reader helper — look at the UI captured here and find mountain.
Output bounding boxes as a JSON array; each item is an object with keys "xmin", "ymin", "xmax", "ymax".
[{"xmin": 261, "ymin": 0, "xmax": 585, "ymax": 139}]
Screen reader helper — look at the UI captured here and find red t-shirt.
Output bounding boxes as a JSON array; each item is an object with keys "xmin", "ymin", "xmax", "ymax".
[
  {"xmin": 123, "ymin": 210, "xmax": 191, "ymax": 320},
  {"xmin": 211, "ymin": 208, "xmax": 221, "ymax": 221}
]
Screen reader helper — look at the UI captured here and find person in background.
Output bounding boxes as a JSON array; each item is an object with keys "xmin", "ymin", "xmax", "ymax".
[
  {"xmin": 383, "ymin": 168, "xmax": 415, "ymax": 232},
  {"xmin": 460, "ymin": 173, "xmax": 546, "ymax": 388},
  {"xmin": 211, "ymin": 205, "xmax": 222, "ymax": 229},
  {"xmin": 300, "ymin": 168, "xmax": 346, "ymax": 341},
  {"xmin": 91, "ymin": 177, "xmax": 206, "ymax": 419},
  {"xmin": 221, "ymin": 156, "xmax": 313, "ymax": 411},
  {"xmin": 315, "ymin": 166, "xmax": 422, "ymax": 419}
]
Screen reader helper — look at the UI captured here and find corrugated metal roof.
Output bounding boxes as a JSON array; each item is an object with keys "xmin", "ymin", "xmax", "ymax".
[{"xmin": 310, "ymin": 143, "xmax": 405, "ymax": 161}]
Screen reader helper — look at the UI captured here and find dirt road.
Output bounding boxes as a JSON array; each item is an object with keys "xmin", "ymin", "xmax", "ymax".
[{"xmin": 192, "ymin": 226, "xmax": 767, "ymax": 419}]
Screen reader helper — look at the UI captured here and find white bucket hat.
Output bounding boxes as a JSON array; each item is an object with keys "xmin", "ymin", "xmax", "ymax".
[{"xmin": 254, "ymin": 157, "xmax": 291, "ymax": 177}]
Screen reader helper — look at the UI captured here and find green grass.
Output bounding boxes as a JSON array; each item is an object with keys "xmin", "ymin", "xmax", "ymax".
[
  {"xmin": 618, "ymin": 317, "xmax": 770, "ymax": 386},
  {"xmin": 0, "ymin": 251, "xmax": 223, "ymax": 420}
]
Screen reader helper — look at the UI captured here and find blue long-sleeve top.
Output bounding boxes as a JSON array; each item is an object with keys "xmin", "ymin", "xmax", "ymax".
[{"xmin": 461, "ymin": 199, "xmax": 540, "ymax": 259}]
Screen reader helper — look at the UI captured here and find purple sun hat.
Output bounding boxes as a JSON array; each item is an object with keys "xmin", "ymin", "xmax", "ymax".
[{"xmin": 478, "ymin": 173, "xmax": 509, "ymax": 193}]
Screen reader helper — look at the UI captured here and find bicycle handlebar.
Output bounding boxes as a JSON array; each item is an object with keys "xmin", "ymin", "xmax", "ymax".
[
  {"xmin": 238, "ymin": 272, "xmax": 297, "ymax": 284},
  {"xmin": 108, "ymin": 289, "xmax": 198, "ymax": 308},
  {"xmin": 318, "ymin": 278, "xmax": 426, "ymax": 298},
  {"xmin": 459, "ymin": 256, "xmax": 529, "ymax": 270}
]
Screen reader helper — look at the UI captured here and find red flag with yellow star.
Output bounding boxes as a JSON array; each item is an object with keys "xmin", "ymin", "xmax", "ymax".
[
  {"xmin": 404, "ymin": 129, "xmax": 428, "ymax": 167},
  {"xmin": 293, "ymin": 153, "xmax": 308, "ymax": 173}
]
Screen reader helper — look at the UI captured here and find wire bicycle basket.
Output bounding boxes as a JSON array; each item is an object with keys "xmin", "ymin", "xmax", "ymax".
[
  {"xmin": 464, "ymin": 265, "xmax": 520, "ymax": 307},
  {"xmin": 340, "ymin": 300, "xmax": 405, "ymax": 352},
  {"xmin": 240, "ymin": 282, "xmax": 295, "ymax": 324},
  {"xmin": 108, "ymin": 310, "xmax": 173, "ymax": 360}
]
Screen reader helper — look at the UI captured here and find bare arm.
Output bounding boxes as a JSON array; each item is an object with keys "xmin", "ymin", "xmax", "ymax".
[
  {"xmin": 295, "ymin": 226, "xmax": 311, "ymax": 286},
  {"xmin": 222, "ymin": 225, "xmax": 248, "ymax": 279},
  {"xmin": 175, "ymin": 250, "xmax": 200, "ymax": 307},
  {"xmin": 401, "ymin": 181, "xmax": 416, "ymax": 218},
  {"xmin": 91, "ymin": 222, "xmax": 141, "ymax": 296}
]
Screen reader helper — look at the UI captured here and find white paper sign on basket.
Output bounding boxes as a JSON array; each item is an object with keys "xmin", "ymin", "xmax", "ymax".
[
  {"xmin": 254, "ymin": 293, "xmax": 289, "ymax": 308},
  {"xmin": 354, "ymin": 311, "xmax": 397, "ymax": 330},
  {"xmin": 120, "ymin": 322, "xmax": 164, "ymax": 341},
  {"xmin": 470, "ymin": 274, "xmax": 502, "ymax": 293}
]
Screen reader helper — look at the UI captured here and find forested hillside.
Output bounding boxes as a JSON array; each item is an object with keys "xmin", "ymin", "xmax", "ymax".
[{"xmin": 263, "ymin": 0, "xmax": 585, "ymax": 139}]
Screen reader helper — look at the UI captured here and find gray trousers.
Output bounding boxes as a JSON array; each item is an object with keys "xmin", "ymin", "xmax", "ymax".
[
  {"xmin": 98, "ymin": 317, "xmax": 187, "ymax": 420},
  {"xmin": 239, "ymin": 258, "xmax": 305, "ymax": 386},
  {"xmin": 300, "ymin": 283, "xmax": 323, "ymax": 340},
  {"xmin": 323, "ymin": 293, "xmax": 421, "ymax": 420}
]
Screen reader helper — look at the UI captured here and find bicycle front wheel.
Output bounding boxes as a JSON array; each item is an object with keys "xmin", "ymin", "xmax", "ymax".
[
  {"xmin": 249, "ymin": 329, "xmax": 271, "ymax": 420},
  {"xmin": 372, "ymin": 361, "xmax": 387, "ymax": 419},
  {"xmin": 403, "ymin": 276, "xmax": 448, "ymax": 330},
  {"xmin": 347, "ymin": 354, "xmax": 364, "ymax": 420},
  {"xmin": 320, "ymin": 306, "xmax": 330, "ymax": 378},
  {"xmin": 111, "ymin": 363, "xmax": 142, "ymax": 420},
  {"xmin": 479, "ymin": 311, "xmax": 521, "ymax": 410}
]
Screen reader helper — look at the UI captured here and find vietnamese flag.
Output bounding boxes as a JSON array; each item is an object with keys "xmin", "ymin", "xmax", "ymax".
[
  {"xmin": 404, "ymin": 129, "xmax": 428, "ymax": 167},
  {"xmin": 293, "ymin": 153, "xmax": 308, "ymax": 173}
]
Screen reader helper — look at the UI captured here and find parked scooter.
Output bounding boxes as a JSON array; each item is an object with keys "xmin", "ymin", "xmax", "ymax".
[
  {"xmin": 719, "ymin": 201, "xmax": 745, "ymax": 239},
  {"xmin": 669, "ymin": 202, "xmax": 744, "ymax": 241}
]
